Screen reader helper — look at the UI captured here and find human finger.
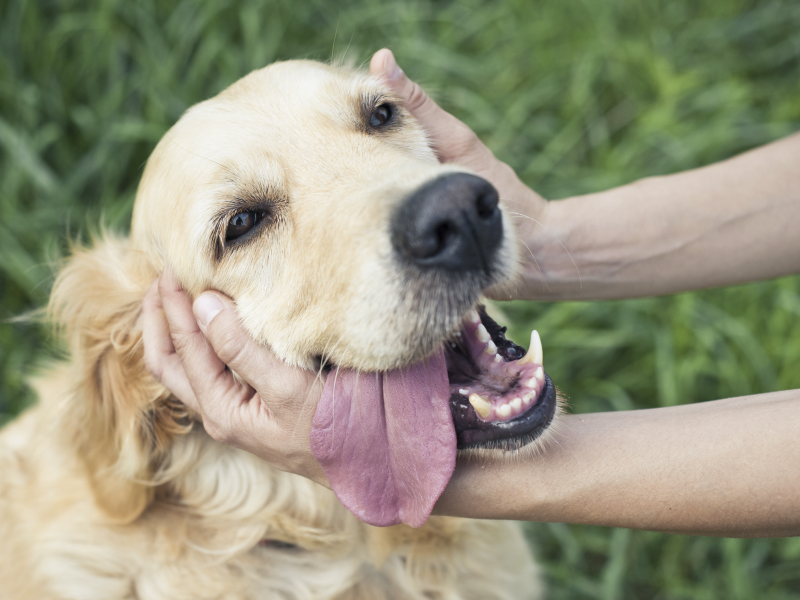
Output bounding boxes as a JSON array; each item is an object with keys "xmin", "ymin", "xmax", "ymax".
[
  {"xmin": 193, "ymin": 291, "xmax": 322, "ymax": 421},
  {"xmin": 142, "ymin": 276, "xmax": 198, "ymax": 408},
  {"xmin": 158, "ymin": 268, "xmax": 254, "ymax": 419}
]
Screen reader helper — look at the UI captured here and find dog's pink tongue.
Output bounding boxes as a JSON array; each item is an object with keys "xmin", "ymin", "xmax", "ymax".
[{"xmin": 310, "ymin": 348, "xmax": 455, "ymax": 528}]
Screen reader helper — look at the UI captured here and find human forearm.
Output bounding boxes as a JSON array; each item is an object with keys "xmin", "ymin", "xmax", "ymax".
[
  {"xmin": 511, "ymin": 132, "xmax": 800, "ymax": 300},
  {"xmin": 435, "ymin": 390, "xmax": 800, "ymax": 537}
]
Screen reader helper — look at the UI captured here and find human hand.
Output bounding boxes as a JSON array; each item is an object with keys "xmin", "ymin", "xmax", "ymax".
[{"xmin": 142, "ymin": 268, "xmax": 328, "ymax": 486}]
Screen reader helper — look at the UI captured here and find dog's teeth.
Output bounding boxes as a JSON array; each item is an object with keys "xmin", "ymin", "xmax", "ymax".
[
  {"xmin": 469, "ymin": 394, "xmax": 493, "ymax": 418},
  {"xmin": 519, "ymin": 330, "xmax": 543, "ymax": 366},
  {"xmin": 467, "ymin": 308, "xmax": 481, "ymax": 324},
  {"xmin": 522, "ymin": 391, "xmax": 536, "ymax": 404},
  {"xmin": 534, "ymin": 366, "xmax": 544, "ymax": 383},
  {"xmin": 510, "ymin": 397, "xmax": 522, "ymax": 411},
  {"xmin": 524, "ymin": 377, "xmax": 537, "ymax": 389},
  {"xmin": 459, "ymin": 388, "xmax": 469, "ymax": 396},
  {"xmin": 476, "ymin": 324, "xmax": 491, "ymax": 343},
  {"xmin": 485, "ymin": 340, "xmax": 498, "ymax": 355},
  {"xmin": 494, "ymin": 354, "xmax": 503, "ymax": 363},
  {"xmin": 496, "ymin": 403, "xmax": 512, "ymax": 418}
]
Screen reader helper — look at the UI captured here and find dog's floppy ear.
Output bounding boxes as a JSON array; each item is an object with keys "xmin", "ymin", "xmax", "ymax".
[{"xmin": 49, "ymin": 235, "xmax": 191, "ymax": 523}]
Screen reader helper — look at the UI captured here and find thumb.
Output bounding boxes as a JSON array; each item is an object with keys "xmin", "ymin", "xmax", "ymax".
[
  {"xmin": 193, "ymin": 292, "xmax": 265, "ymax": 379},
  {"xmin": 194, "ymin": 292, "xmax": 328, "ymax": 485},
  {"xmin": 370, "ymin": 48, "xmax": 442, "ymax": 127},
  {"xmin": 193, "ymin": 292, "xmax": 312, "ymax": 409}
]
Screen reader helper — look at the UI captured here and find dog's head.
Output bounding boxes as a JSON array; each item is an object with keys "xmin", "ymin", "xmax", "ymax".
[
  {"xmin": 51, "ymin": 61, "xmax": 556, "ymax": 527},
  {"xmin": 133, "ymin": 60, "xmax": 516, "ymax": 371}
]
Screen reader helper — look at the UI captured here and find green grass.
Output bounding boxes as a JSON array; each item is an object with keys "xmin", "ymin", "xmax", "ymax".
[{"xmin": 2, "ymin": 0, "xmax": 799, "ymax": 597}]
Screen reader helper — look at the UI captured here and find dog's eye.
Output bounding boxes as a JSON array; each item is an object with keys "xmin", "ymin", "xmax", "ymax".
[
  {"xmin": 370, "ymin": 103, "xmax": 393, "ymax": 128},
  {"xmin": 226, "ymin": 211, "xmax": 260, "ymax": 241}
]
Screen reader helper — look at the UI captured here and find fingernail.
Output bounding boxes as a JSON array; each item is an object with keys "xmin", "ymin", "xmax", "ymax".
[
  {"xmin": 384, "ymin": 50, "xmax": 403, "ymax": 81},
  {"xmin": 194, "ymin": 293, "xmax": 223, "ymax": 327}
]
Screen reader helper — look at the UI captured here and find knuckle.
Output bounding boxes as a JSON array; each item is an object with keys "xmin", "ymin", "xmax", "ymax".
[
  {"xmin": 405, "ymin": 82, "xmax": 431, "ymax": 114},
  {"xmin": 169, "ymin": 329, "xmax": 197, "ymax": 357},
  {"xmin": 210, "ymin": 320, "xmax": 248, "ymax": 368}
]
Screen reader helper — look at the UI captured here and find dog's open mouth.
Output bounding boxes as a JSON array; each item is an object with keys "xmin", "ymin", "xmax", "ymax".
[
  {"xmin": 310, "ymin": 305, "xmax": 556, "ymax": 529},
  {"xmin": 446, "ymin": 305, "xmax": 557, "ymax": 450}
]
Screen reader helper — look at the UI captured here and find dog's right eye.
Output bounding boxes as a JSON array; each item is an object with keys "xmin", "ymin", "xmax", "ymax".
[
  {"xmin": 370, "ymin": 103, "xmax": 393, "ymax": 128},
  {"xmin": 226, "ymin": 211, "xmax": 260, "ymax": 241}
]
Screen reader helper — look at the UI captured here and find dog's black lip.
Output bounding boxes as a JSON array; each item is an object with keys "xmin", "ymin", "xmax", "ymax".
[{"xmin": 450, "ymin": 373, "xmax": 557, "ymax": 449}]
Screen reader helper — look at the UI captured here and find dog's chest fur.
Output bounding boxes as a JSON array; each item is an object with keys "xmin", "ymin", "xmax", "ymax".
[{"xmin": 1, "ymin": 397, "xmax": 541, "ymax": 600}]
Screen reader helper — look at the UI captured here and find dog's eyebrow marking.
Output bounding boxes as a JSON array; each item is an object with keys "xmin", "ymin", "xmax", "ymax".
[{"xmin": 210, "ymin": 176, "xmax": 288, "ymax": 262}]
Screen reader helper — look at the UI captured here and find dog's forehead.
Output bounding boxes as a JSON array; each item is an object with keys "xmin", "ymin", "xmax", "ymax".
[
  {"xmin": 167, "ymin": 61, "xmax": 399, "ymax": 188},
  {"xmin": 214, "ymin": 61, "xmax": 383, "ymax": 137}
]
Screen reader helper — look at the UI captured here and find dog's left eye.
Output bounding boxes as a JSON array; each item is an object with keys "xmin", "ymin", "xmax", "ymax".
[
  {"xmin": 226, "ymin": 211, "xmax": 261, "ymax": 241},
  {"xmin": 370, "ymin": 103, "xmax": 393, "ymax": 127}
]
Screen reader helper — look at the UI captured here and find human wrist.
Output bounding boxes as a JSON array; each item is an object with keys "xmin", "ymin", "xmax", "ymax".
[{"xmin": 510, "ymin": 182, "xmax": 650, "ymax": 301}]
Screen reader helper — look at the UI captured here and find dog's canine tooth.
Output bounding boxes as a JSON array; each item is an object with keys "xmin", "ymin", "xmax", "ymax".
[
  {"xmin": 476, "ymin": 324, "xmax": 491, "ymax": 343},
  {"xmin": 468, "ymin": 394, "xmax": 493, "ymax": 418},
  {"xmin": 518, "ymin": 330, "xmax": 543, "ymax": 366}
]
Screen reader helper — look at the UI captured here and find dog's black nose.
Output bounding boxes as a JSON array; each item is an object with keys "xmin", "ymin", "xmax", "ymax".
[{"xmin": 391, "ymin": 173, "xmax": 503, "ymax": 273}]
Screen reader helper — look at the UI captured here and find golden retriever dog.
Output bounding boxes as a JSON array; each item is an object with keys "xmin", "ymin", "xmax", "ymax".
[{"xmin": 0, "ymin": 60, "xmax": 557, "ymax": 599}]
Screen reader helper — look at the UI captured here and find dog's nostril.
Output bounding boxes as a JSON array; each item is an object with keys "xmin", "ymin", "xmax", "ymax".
[
  {"xmin": 406, "ymin": 220, "xmax": 455, "ymax": 260},
  {"xmin": 476, "ymin": 191, "xmax": 499, "ymax": 220},
  {"xmin": 435, "ymin": 222, "xmax": 456, "ymax": 253}
]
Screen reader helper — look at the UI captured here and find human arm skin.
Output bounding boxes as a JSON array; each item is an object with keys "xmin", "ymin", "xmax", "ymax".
[
  {"xmin": 513, "ymin": 132, "xmax": 800, "ymax": 300},
  {"xmin": 435, "ymin": 390, "xmax": 800, "ymax": 538}
]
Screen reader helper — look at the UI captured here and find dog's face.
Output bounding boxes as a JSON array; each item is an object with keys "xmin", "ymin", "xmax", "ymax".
[
  {"xmin": 132, "ymin": 61, "xmax": 515, "ymax": 371},
  {"xmin": 130, "ymin": 60, "xmax": 556, "ymax": 468}
]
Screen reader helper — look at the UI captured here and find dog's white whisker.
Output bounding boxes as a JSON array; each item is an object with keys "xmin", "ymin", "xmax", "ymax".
[
  {"xmin": 519, "ymin": 237, "xmax": 552, "ymax": 292},
  {"xmin": 507, "ymin": 210, "xmax": 582, "ymax": 290}
]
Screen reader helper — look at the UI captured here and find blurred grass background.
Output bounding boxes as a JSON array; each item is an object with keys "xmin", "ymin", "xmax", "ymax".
[{"xmin": 1, "ymin": 0, "xmax": 799, "ymax": 597}]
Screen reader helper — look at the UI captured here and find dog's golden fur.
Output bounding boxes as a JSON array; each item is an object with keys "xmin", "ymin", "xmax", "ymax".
[{"xmin": 0, "ymin": 61, "xmax": 542, "ymax": 599}]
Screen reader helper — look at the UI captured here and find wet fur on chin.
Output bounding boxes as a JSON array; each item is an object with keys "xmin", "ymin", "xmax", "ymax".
[{"xmin": 0, "ymin": 60, "xmax": 544, "ymax": 599}]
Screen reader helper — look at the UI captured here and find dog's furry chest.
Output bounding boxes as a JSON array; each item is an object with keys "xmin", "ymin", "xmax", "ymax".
[{"xmin": 0, "ymin": 403, "xmax": 541, "ymax": 600}]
